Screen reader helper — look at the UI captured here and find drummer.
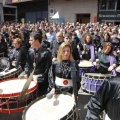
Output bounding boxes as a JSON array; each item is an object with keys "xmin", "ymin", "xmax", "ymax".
[
  {"xmin": 93, "ymin": 42, "xmax": 118, "ymax": 76},
  {"xmin": 81, "ymin": 33, "xmax": 95, "ymax": 62},
  {"xmin": 24, "ymin": 32, "xmax": 52, "ymax": 97},
  {"xmin": 63, "ymin": 33, "xmax": 80, "ymax": 64},
  {"xmin": 8, "ymin": 38, "xmax": 28, "ymax": 70},
  {"xmin": 0, "ymin": 32, "xmax": 8, "ymax": 57},
  {"xmin": 48, "ymin": 42, "xmax": 80, "ymax": 95},
  {"xmin": 85, "ymin": 67, "xmax": 120, "ymax": 120}
]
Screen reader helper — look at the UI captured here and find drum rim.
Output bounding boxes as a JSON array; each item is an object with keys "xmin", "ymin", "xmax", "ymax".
[
  {"xmin": 84, "ymin": 73, "xmax": 112, "ymax": 77},
  {"xmin": 0, "ymin": 67, "xmax": 22, "ymax": 78},
  {"xmin": 22, "ymin": 93, "xmax": 74, "ymax": 120},
  {"xmin": 0, "ymin": 78, "xmax": 38, "ymax": 98},
  {"xmin": 22, "ymin": 95, "xmax": 45, "ymax": 120}
]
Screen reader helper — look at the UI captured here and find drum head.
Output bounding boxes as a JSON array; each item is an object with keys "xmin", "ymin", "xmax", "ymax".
[
  {"xmin": 0, "ymin": 78, "xmax": 37, "ymax": 97},
  {"xmin": 78, "ymin": 60, "xmax": 93, "ymax": 67},
  {"xmin": 23, "ymin": 94, "xmax": 75, "ymax": 120},
  {"xmin": 116, "ymin": 66, "xmax": 120, "ymax": 73}
]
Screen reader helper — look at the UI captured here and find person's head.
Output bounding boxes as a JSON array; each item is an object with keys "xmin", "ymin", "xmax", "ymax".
[
  {"xmin": 13, "ymin": 38, "xmax": 22, "ymax": 49},
  {"xmin": 56, "ymin": 32, "xmax": 63, "ymax": 42},
  {"xmin": 94, "ymin": 29, "xmax": 99, "ymax": 35},
  {"xmin": 57, "ymin": 42, "xmax": 74, "ymax": 63},
  {"xmin": 0, "ymin": 33, "xmax": 4, "ymax": 41},
  {"xmin": 72, "ymin": 31, "xmax": 77, "ymax": 39},
  {"xmin": 104, "ymin": 32, "xmax": 110, "ymax": 41},
  {"xmin": 42, "ymin": 34, "xmax": 47, "ymax": 41},
  {"xmin": 48, "ymin": 27, "xmax": 53, "ymax": 33},
  {"xmin": 102, "ymin": 42, "xmax": 114, "ymax": 55},
  {"xmin": 29, "ymin": 32, "xmax": 42, "ymax": 49},
  {"xmin": 83, "ymin": 34, "xmax": 93, "ymax": 44},
  {"xmin": 64, "ymin": 33, "xmax": 72, "ymax": 44}
]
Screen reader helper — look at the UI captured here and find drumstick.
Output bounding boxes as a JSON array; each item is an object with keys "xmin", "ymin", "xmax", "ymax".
[
  {"xmin": 4, "ymin": 67, "xmax": 9, "ymax": 72},
  {"xmin": 84, "ymin": 44, "xmax": 86, "ymax": 51},
  {"xmin": 19, "ymin": 67, "xmax": 35, "ymax": 100},
  {"xmin": 96, "ymin": 59, "xmax": 100, "ymax": 68}
]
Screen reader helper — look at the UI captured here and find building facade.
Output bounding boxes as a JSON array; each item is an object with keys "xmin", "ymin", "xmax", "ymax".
[
  {"xmin": 98, "ymin": 0, "xmax": 120, "ymax": 25},
  {"xmin": 48, "ymin": 0, "xmax": 98, "ymax": 24},
  {"xmin": 5, "ymin": 0, "xmax": 48, "ymax": 23}
]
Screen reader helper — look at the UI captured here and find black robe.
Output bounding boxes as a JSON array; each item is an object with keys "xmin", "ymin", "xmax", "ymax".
[{"xmin": 86, "ymin": 76, "xmax": 120, "ymax": 120}]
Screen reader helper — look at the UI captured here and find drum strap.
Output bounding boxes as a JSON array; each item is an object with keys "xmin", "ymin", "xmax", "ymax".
[{"xmin": 70, "ymin": 61, "xmax": 80, "ymax": 119}]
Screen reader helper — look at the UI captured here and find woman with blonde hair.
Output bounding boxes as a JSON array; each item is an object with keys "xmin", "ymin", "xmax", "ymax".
[{"xmin": 48, "ymin": 42, "xmax": 80, "ymax": 95}]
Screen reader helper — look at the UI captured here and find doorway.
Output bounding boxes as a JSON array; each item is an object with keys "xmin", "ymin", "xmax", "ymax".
[{"xmin": 76, "ymin": 14, "xmax": 90, "ymax": 23}]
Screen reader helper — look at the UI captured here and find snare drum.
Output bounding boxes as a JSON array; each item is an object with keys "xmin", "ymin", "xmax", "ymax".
[
  {"xmin": 78, "ymin": 60, "xmax": 95, "ymax": 76},
  {"xmin": 0, "ymin": 67, "xmax": 22, "ymax": 80},
  {"xmin": 0, "ymin": 78, "xmax": 38, "ymax": 114},
  {"xmin": 22, "ymin": 94, "xmax": 76, "ymax": 120},
  {"xmin": 81, "ymin": 73, "xmax": 112, "ymax": 94}
]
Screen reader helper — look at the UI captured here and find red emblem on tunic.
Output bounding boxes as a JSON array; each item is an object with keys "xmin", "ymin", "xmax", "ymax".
[{"xmin": 63, "ymin": 80, "xmax": 68, "ymax": 85}]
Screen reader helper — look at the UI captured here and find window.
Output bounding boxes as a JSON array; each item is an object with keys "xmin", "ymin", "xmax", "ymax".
[
  {"xmin": 117, "ymin": 0, "xmax": 120, "ymax": 10},
  {"xmin": 108, "ymin": 0, "xmax": 115, "ymax": 10},
  {"xmin": 100, "ymin": 0, "xmax": 107, "ymax": 10}
]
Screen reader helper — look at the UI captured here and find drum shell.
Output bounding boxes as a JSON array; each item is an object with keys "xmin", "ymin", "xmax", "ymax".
[
  {"xmin": 22, "ymin": 94, "xmax": 76, "ymax": 120},
  {"xmin": 0, "ymin": 67, "xmax": 22, "ymax": 81},
  {"xmin": 81, "ymin": 73, "xmax": 112, "ymax": 94},
  {"xmin": 0, "ymin": 79, "xmax": 38, "ymax": 114},
  {"xmin": 78, "ymin": 60, "xmax": 95, "ymax": 77}
]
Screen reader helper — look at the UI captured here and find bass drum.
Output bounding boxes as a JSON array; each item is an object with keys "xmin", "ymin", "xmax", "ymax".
[{"xmin": 22, "ymin": 94, "xmax": 76, "ymax": 120}]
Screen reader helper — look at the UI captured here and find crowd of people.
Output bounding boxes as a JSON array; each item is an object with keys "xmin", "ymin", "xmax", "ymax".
[{"xmin": 0, "ymin": 20, "xmax": 120, "ymax": 119}]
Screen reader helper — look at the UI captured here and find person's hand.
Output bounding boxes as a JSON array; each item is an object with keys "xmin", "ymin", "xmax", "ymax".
[
  {"xmin": 117, "ymin": 50, "xmax": 120, "ymax": 53},
  {"xmin": 52, "ymin": 58, "xmax": 57, "ymax": 62},
  {"xmin": 82, "ymin": 51, "xmax": 85, "ymax": 55},
  {"xmin": 47, "ymin": 48, "xmax": 51, "ymax": 51},
  {"xmin": 24, "ymin": 75, "xmax": 28, "ymax": 79},
  {"xmin": 77, "ymin": 45, "xmax": 80, "ymax": 50},
  {"xmin": 89, "ymin": 59, "xmax": 92, "ymax": 62},
  {"xmin": 72, "ymin": 94, "xmax": 75, "ymax": 101},
  {"xmin": 108, "ymin": 65, "xmax": 114, "ymax": 71},
  {"xmin": 50, "ymin": 88, "xmax": 55, "ymax": 94}
]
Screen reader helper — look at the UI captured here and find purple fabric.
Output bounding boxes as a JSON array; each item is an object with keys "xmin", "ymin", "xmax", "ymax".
[
  {"xmin": 109, "ymin": 55, "xmax": 117, "ymax": 76},
  {"xmin": 90, "ymin": 44, "xmax": 95, "ymax": 61}
]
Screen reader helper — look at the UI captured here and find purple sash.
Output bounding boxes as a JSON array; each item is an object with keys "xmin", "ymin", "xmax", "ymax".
[
  {"xmin": 109, "ymin": 55, "xmax": 117, "ymax": 76},
  {"xmin": 90, "ymin": 44, "xmax": 95, "ymax": 61}
]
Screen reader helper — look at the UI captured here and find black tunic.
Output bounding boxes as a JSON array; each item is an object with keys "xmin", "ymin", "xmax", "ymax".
[
  {"xmin": 86, "ymin": 76, "xmax": 120, "ymax": 120},
  {"xmin": 95, "ymin": 52, "xmax": 117, "ymax": 74},
  {"xmin": 24, "ymin": 47, "xmax": 52, "ymax": 96},
  {"xmin": 48, "ymin": 60, "xmax": 80, "ymax": 94}
]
